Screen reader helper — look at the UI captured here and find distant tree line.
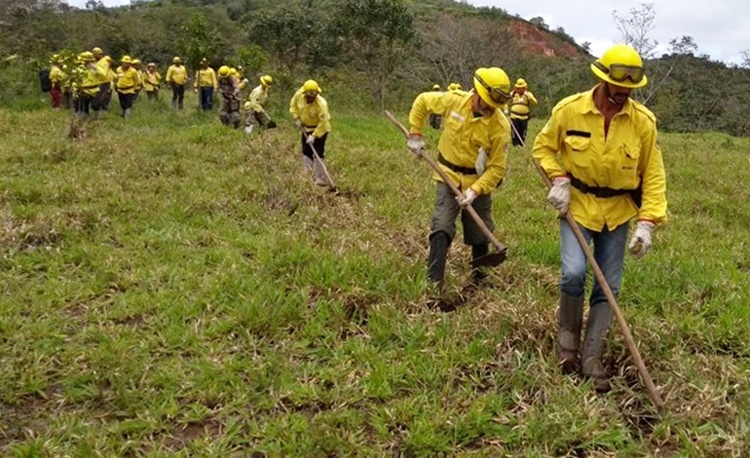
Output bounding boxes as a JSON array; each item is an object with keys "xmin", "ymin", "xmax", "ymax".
[{"xmin": 1, "ymin": 0, "xmax": 748, "ymax": 136}]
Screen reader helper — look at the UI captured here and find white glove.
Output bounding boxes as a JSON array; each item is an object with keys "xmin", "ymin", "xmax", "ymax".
[
  {"xmin": 294, "ymin": 118, "xmax": 302, "ymax": 128},
  {"xmin": 628, "ymin": 221, "xmax": 655, "ymax": 259},
  {"xmin": 244, "ymin": 124, "xmax": 253, "ymax": 134},
  {"xmin": 306, "ymin": 135, "xmax": 315, "ymax": 144},
  {"xmin": 475, "ymin": 147, "xmax": 487, "ymax": 176},
  {"xmin": 457, "ymin": 188, "xmax": 477, "ymax": 206},
  {"xmin": 406, "ymin": 134, "xmax": 425, "ymax": 155},
  {"xmin": 547, "ymin": 177, "xmax": 571, "ymax": 214}
]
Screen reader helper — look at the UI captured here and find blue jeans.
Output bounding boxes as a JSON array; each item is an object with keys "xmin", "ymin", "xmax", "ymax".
[
  {"xmin": 199, "ymin": 87, "xmax": 214, "ymax": 110},
  {"xmin": 560, "ymin": 219, "xmax": 628, "ymax": 305}
]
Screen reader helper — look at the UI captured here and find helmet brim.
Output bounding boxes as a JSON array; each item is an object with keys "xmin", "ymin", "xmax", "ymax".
[{"xmin": 590, "ymin": 63, "xmax": 648, "ymax": 89}]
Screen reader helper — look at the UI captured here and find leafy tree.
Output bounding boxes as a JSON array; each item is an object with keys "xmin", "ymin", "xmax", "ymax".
[
  {"xmin": 244, "ymin": 8, "xmax": 321, "ymax": 73},
  {"xmin": 179, "ymin": 12, "xmax": 219, "ymax": 69},
  {"xmin": 329, "ymin": 0, "xmax": 417, "ymax": 110}
]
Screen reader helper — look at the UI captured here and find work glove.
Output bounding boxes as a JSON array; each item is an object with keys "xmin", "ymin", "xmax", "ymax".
[
  {"xmin": 294, "ymin": 118, "xmax": 302, "ymax": 128},
  {"xmin": 457, "ymin": 188, "xmax": 477, "ymax": 206},
  {"xmin": 547, "ymin": 177, "xmax": 571, "ymax": 214},
  {"xmin": 628, "ymin": 220, "xmax": 655, "ymax": 259},
  {"xmin": 475, "ymin": 147, "xmax": 488, "ymax": 176},
  {"xmin": 306, "ymin": 135, "xmax": 315, "ymax": 144},
  {"xmin": 406, "ymin": 133, "xmax": 425, "ymax": 156}
]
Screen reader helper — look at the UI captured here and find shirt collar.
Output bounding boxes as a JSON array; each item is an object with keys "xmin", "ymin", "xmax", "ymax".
[{"xmin": 584, "ymin": 84, "xmax": 635, "ymax": 117}]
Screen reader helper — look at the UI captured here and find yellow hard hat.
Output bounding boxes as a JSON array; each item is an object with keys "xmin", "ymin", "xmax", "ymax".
[
  {"xmin": 92, "ymin": 47, "xmax": 103, "ymax": 55},
  {"xmin": 120, "ymin": 55, "xmax": 133, "ymax": 64},
  {"xmin": 172, "ymin": 56, "xmax": 181, "ymax": 64},
  {"xmin": 515, "ymin": 78, "xmax": 527, "ymax": 88},
  {"xmin": 147, "ymin": 62, "xmax": 156, "ymax": 68},
  {"xmin": 230, "ymin": 68, "xmax": 239, "ymax": 77},
  {"xmin": 448, "ymin": 82, "xmax": 462, "ymax": 92},
  {"xmin": 50, "ymin": 54, "xmax": 61, "ymax": 64},
  {"xmin": 302, "ymin": 79, "xmax": 320, "ymax": 94},
  {"xmin": 260, "ymin": 75, "xmax": 273, "ymax": 86},
  {"xmin": 473, "ymin": 67, "xmax": 511, "ymax": 109},
  {"xmin": 431, "ymin": 84, "xmax": 440, "ymax": 91},
  {"xmin": 132, "ymin": 59, "xmax": 141, "ymax": 65},
  {"xmin": 218, "ymin": 65, "xmax": 231, "ymax": 77},
  {"xmin": 80, "ymin": 51, "xmax": 95, "ymax": 62},
  {"xmin": 591, "ymin": 44, "xmax": 647, "ymax": 89}
]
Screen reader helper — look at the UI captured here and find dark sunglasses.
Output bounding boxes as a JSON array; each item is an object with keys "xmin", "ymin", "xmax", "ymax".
[
  {"xmin": 474, "ymin": 73, "xmax": 511, "ymax": 104},
  {"xmin": 593, "ymin": 61, "xmax": 645, "ymax": 84}
]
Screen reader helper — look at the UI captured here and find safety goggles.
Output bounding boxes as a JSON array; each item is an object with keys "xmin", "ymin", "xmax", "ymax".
[
  {"xmin": 304, "ymin": 90, "xmax": 318, "ymax": 98},
  {"xmin": 593, "ymin": 62, "xmax": 645, "ymax": 84},
  {"xmin": 474, "ymin": 73, "xmax": 511, "ymax": 104}
]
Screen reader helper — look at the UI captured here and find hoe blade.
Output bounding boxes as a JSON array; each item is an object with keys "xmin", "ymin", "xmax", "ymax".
[{"xmin": 471, "ymin": 249, "xmax": 507, "ymax": 268}]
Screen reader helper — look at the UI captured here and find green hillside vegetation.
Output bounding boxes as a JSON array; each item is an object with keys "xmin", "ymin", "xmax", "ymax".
[
  {"xmin": 2, "ymin": 0, "xmax": 749, "ymax": 136},
  {"xmin": 1, "ymin": 91, "xmax": 750, "ymax": 455}
]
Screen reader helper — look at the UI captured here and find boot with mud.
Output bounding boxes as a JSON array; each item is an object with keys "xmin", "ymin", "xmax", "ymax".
[
  {"xmin": 581, "ymin": 301, "xmax": 614, "ymax": 393},
  {"xmin": 470, "ymin": 243, "xmax": 489, "ymax": 284},
  {"xmin": 557, "ymin": 292, "xmax": 584, "ymax": 374},
  {"xmin": 427, "ymin": 231, "xmax": 450, "ymax": 288}
]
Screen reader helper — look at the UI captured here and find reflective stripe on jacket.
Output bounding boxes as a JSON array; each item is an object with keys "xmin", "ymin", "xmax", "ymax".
[
  {"xmin": 409, "ymin": 90, "xmax": 509, "ymax": 195},
  {"xmin": 532, "ymin": 85, "xmax": 667, "ymax": 231}
]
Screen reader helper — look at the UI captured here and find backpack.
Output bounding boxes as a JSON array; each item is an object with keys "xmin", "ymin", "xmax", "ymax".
[{"xmin": 39, "ymin": 69, "xmax": 51, "ymax": 92}]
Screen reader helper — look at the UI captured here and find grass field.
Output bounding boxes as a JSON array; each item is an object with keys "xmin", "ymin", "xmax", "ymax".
[{"xmin": 1, "ymin": 92, "xmax": 750, "ymax": 457}]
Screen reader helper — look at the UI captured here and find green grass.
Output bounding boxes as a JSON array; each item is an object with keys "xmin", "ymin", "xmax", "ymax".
[{"xmin": 1, "ymin": 92, "xmax": 750, "ymax": 456}]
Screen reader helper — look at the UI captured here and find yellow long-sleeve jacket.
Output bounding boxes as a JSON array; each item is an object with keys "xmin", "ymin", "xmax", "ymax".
[
  {"xmin": 94, "ymin": 56, "xmax": 112, "ymax": 85},
  {"xmin": 289, "ymin": 88, "xmax": 331, "ymax": 138},
  {"xmin": 49, "ymin": 65, "xmax": 66, "ymax": 88},
  {"xmin": 116, "ymin": 67, "xmax": 139, "ymax": 94},
  {"xmin": 194, "ymin": 67, "xmax": 217, "ymax": 89},
  {"xmin": 246, "ymin": 84, "xmax": 268, "ymax": 113},
  {"xmin": 532, "ymin": 85, "xmax": 667, "ymax": 231},
  {"xmin": 166, "ymin": 64, "xmax": 188, "ymax": 85},
  {"xmin": 409, "ymin": 90, "xmax": 510, "ymax": 196},
  {"xmin": 78, "ymin": 63, "xmax": 105, "ymax": 96},
  {"xmin": 510, "ymin": 90, "xmax": 538, "ymax": 120},
  {"xmin": 143, "ymin": 70, "xmax": 161, "ymax": 91}
]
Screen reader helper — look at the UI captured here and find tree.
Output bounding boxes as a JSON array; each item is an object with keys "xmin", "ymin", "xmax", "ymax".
[
  {"xmin": 179, "ymin": 12, "xmax": 219, "ymax": 69},
  {"xmin": 612, "ymin": 2, "xmax": 658, "ymax": 59},
  {"xmin": 245, "ymin": 8, "xmax": 321, "ymax": 73},
  {"xmin": 529, "ymin": 16, "xmax": 548, "ymax": 30},
  {"xmin": 329, "ymin": 0, "xmax": 417, "ymax": 110}
]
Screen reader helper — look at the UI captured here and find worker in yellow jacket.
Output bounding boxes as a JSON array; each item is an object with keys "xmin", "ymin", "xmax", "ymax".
[
  {"xmin": 407, "ymin": 67, "xmax": 511, "ymax": 287},
  {"xmin": 532, "ymin": 44, "xmax": 667, "ymax": 393},
  {"xmin": 194, "ymin": 58, "xmax": 217, "ymax": 111},
  {"xmin": 243, "ymin": 74, "xmax": 274, "ymax": 134},
  {"xmin": 166, "ymin": 56, "xmax": 188, "ymax": 109},
  {"xmin": 428, "ymin": 83, "xmax": 442, "ymax": 129},
  {"xmin": 509, "ymin": 78, "xmax": 538, "ymax": 146},
  {"xmin": 132, "ymin": 59, "xmax": 144, "ymax": 101},
  {"xmin": 49, "ymin": 54, "xmax": 66, "ymax": 110},
  {"xmin": 92, "ymin": 47, "xmax": 114, "ymax": 111},
  {"xmin": 116, "ymin": 55, "xmax": 139, "ymax": 118},
  {"xmin": 289, "ymin": 80, "xmax": 332, "ymax": 186},
  {"xmin": 143, "ymin": 63, "xmax": 161, "ymax": 101},
  {"xmin": 217, "ymin": 66, "xmax": 241, "ymax": 128},
  {"xmin": 75, "ymin": 51, "xmax": 106, "ymax": 118}
]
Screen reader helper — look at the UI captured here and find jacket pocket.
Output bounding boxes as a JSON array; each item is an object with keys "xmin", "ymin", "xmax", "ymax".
[{"xmin": 617, "ymin": 142, "xmax": 641, "ymax": 186}]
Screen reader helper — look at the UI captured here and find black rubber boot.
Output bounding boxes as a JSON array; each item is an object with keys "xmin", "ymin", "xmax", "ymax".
[
  {"xmin": 581, "ymin": 301, "xmax": 614, "ymax": 393},
  {"xmin": 427, "ymin": 231, "xmax": 450, "ymax": 286},
  {"xmin": 557, "ymin": 292, "xmax": 584, "ymax": 374},
  {"xmin": 470, "ymin": 243, "xmax": 489, "ymax": 283}
]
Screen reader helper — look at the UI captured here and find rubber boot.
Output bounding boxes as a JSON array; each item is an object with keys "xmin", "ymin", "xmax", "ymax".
[
  {"xmin": 427, "ymin": 231, "xmax": 450, "ymax": 286},
  {"xmin": 124, "ymin": 108, "xmax": 132, "ymax": 119},
  {"xmin": 581, "ymin": 301, "xmax": 614, "ymax": 392},
  {"xmin": 314, "ymin": 159, "xmax": 327, "ymax": 186},
  {"xmin": 557, "ymin": 292, "xmax": 584, "ymax": 374},
  {"xmin": 303, "ymin": 156, "xmax": 314, "ymax": 171},
  {"xmin": 470, "ymin": 243, "xmax": 489, "ymax": 283}
]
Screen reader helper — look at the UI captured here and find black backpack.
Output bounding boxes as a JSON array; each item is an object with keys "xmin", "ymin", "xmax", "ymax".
[{"xmin": 39, "ymin": 69, "xmax": 51, "ymax": 92}]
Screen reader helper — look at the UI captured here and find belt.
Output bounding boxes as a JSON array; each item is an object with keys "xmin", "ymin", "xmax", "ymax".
[
  {"xmin": 569, "ymin": 175, "xmax": 630, "ymax": 198},
  {"xmin": 438, "ymin": 153, "xmax": 477, "ymax": 175}
]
